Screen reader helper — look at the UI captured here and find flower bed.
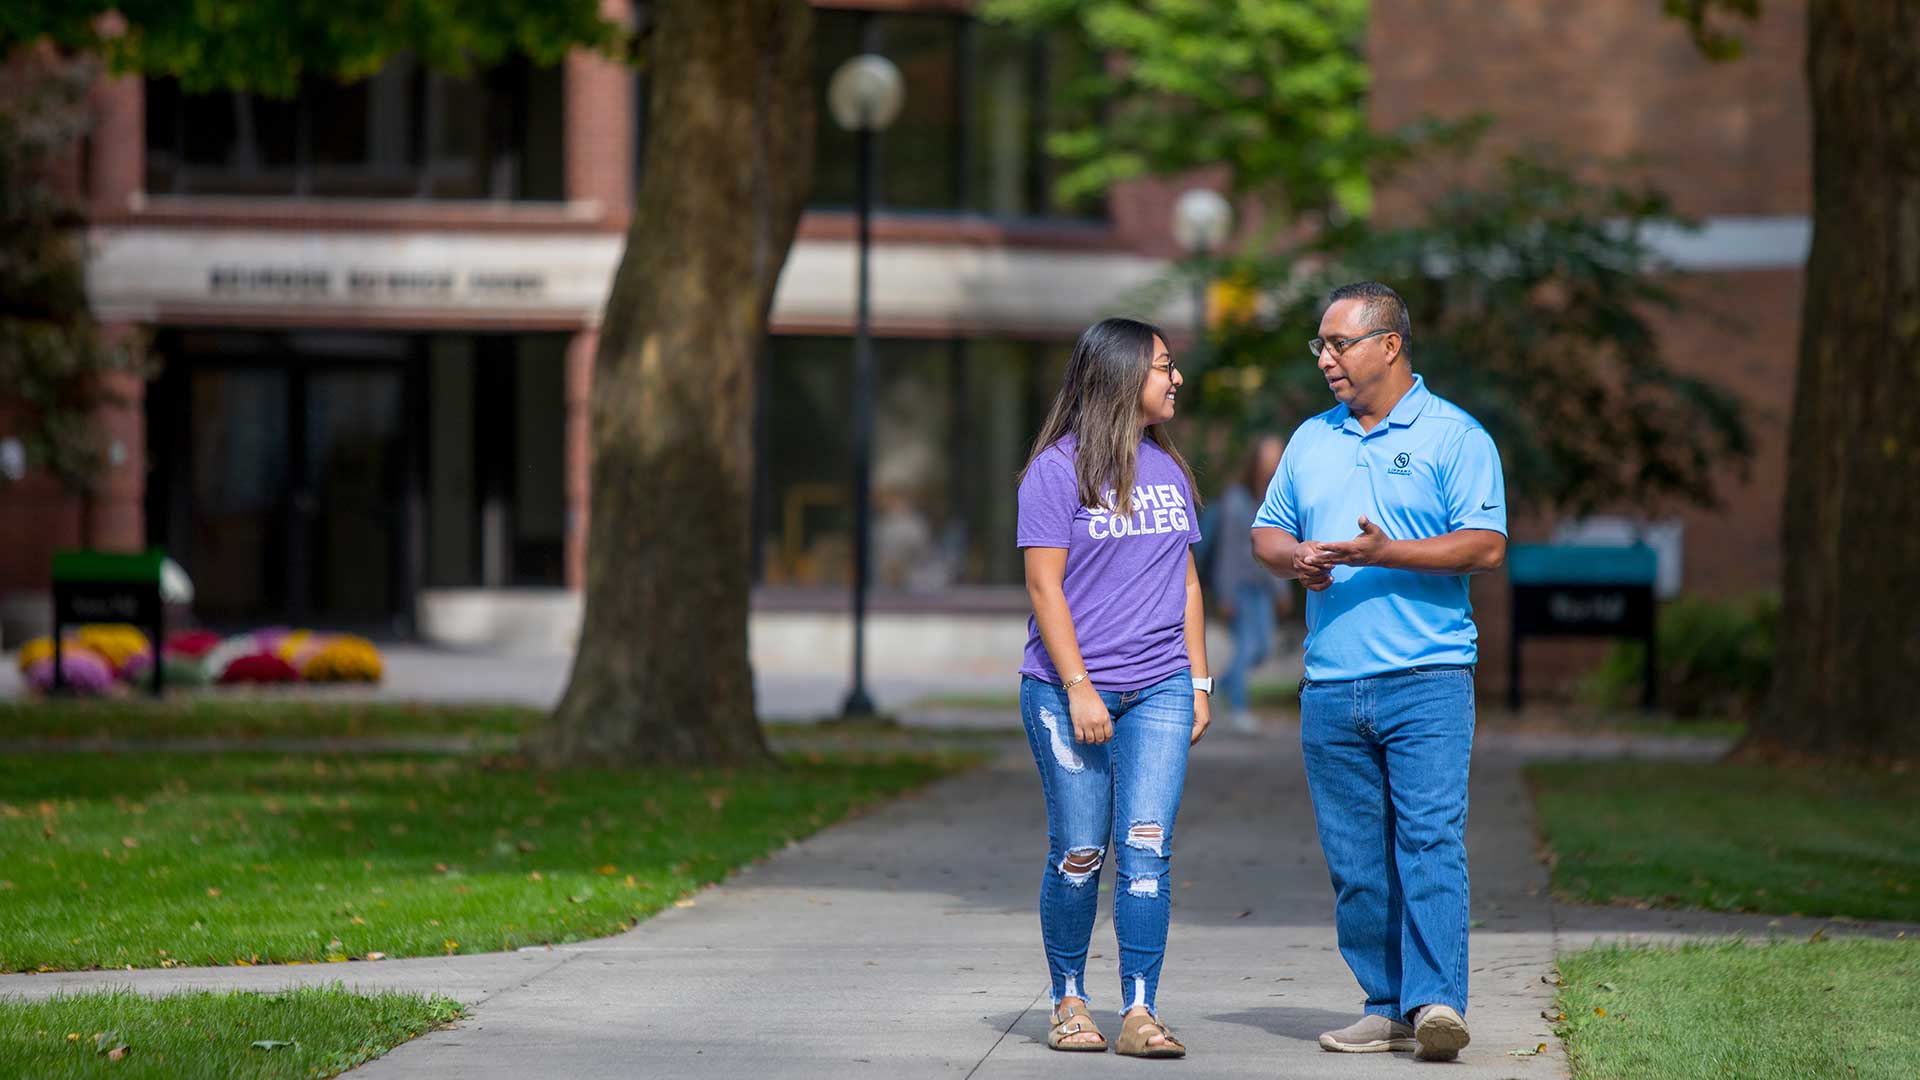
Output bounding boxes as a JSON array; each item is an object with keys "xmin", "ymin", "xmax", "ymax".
[{"xmin": 14, "ymin": 625, "xmax": 384, "ymax": 695}]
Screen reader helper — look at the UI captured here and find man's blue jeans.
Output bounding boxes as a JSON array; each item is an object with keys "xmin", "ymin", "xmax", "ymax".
[
  {"xmin": 1300, "ymin": 666, "xmax": 1474, "ymax": 1022},
  {"xmin": 1021, "ymin": 670, "xmax": 1192, "ymax": 1017}
]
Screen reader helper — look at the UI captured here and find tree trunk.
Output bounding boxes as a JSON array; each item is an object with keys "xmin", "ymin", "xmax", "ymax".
[
  {"xmin": 1745, "ymin": 0, "xmax": 1920, "ymax": 761},
  {"xmin": 532, "ymin": 0, "xmax": 814, "ymax": 767}
]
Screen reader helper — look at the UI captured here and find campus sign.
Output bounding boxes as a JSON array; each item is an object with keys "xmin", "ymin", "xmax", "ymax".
[
  {"xmin": 89, "ymin": 229, "xmax": 624, "ymax": 323},
  {"xmin": 204, "ymin": 265, "xmax": 550, "ymax": 302},
  {"xmin": 1507, "ymin": 544, "xmax": 1659, "ymax": 711}
]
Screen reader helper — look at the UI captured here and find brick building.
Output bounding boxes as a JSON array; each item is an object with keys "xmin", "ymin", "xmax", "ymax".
[
  {"xmin": 1369, "ymin": 0, "xmax": 1809, "ymax": 687},
  {"xmin": 3, "ymin": 1, "xmax": 1807, "ymax": 686}
]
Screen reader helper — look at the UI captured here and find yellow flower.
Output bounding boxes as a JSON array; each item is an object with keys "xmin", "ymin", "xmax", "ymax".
[
  {"xmin": 274, "ymin": 630, "xmax": 314, "ymax": 661},
  {"xmin": 16, "ymin": 637, "xmax": 55, "ymax": 674},
  {"xmin": 75, "ymin": 625, "xmax": 151, "ymax": 672},
  {"xmin": 300, "ymin": 636, "xmax": 383, "ymax": 683}
]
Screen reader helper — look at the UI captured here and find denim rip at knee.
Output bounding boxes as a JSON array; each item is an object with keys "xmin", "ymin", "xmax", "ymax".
[{"xmin": 1021, "ymin": 669, "xmax": 1192, "ymax": 1016}]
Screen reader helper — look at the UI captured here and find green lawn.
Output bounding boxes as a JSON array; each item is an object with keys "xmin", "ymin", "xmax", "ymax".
[
  {"xmin": 1557, "ymin": 939, "xmax": 1920, "ymax": 1079},
  {"xmin": 0, "ymin": 985, "xmax": 460, "ymax": 1079},
  {"xmin": 0, "ymin": 701, "xmax": 537, "ymax": 741},
  {"xmin": 0, "ymin": 749, "xmax": 972, "ymax": 972},
  {"xmin": 1528, "ymin": 759, "xmax": 1920, "ymax": 921}
]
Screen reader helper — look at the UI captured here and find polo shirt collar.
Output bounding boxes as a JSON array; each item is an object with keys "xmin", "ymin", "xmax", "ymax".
[{"xmin": 1335, "ymin": 374, "xmax": 1432, "ymax": 436}]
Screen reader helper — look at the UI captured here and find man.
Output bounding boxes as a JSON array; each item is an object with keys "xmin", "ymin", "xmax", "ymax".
[{"xmin": 1252, "ymin": 282, "xmax": 1506, "ymax": 1062}]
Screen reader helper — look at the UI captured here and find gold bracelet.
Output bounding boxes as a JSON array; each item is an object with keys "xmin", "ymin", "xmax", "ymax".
[{"xmin": 1063, "ymin": 670, "xmax": 1091, "ymax": 691}]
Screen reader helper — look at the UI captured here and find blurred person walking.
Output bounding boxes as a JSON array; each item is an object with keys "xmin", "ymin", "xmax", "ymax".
[
  {"xmin": 1017, "ymin": 316, "xmax": 1212, "ymax": 1058},
  {"xmin": 1211, "ymin": 434, "xmax": 1293, "ymax": 732}
]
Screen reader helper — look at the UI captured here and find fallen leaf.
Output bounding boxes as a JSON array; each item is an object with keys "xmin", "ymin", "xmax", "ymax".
[
  {"xmin": 1598, "ymin": 982, "xmax": 1617, "ymax": 992},
  {"xmin": 598, "ymin": 864, "xmax": 618, "ymax": 876},
  {"xmin": 251, "ymin": 1040, "xmax": 295, "ymax": 1051},
  {"xmin": 1234, "ymin": 910, "xmax": 1252, "ymax": 919},
  {"xmin": 1508, "ymin": 1043, "xmax": 1547, "ymax": 1057},
  {"xmin": 107, "ymin": 1045, "xmax": 129, "ymax": 1061},
  {"xmin": 205, "ymin": 888, "xmax": 221, "ymax": 898},
  {"xmin": 1593, "ymin": 1007, "xmax": 1607, "ymax": 1018}
]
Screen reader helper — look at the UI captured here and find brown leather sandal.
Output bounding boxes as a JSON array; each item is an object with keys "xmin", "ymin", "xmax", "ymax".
[
  {"xmin": 1116, "ymin": 1013, "xmax": 1186, "ymax": 1058},
  {"xmin": 1047, "ymin": 1002, "xmax": 1108, "ymax": 1052}
]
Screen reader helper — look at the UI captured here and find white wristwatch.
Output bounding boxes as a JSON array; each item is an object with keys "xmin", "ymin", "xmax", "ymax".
[{"xmin": 1191, "ymin": 676, "xmax": 1213, "ymax": 695}]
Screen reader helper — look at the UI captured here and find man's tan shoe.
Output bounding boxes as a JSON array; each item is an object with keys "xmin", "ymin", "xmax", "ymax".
[
  {"xmin": 1318, "ymin": 1014, "xmax": 1416, "ymax": 1053},
  {"xmin": 1412, "ymin": 1004, "xmax": 1470, "ymax": 1061}
]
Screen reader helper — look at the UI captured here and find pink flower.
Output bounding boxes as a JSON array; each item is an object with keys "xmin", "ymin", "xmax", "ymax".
[{"xmin": 25, "ymin": 650, "xmax": 118, "ymax": 695}]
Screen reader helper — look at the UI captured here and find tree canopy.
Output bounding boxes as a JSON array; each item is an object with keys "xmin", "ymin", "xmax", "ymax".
[
  {"xmin": 0, "ymin": 0, "xmax": 628, "ymax": 95},
  {"xmin": 983, "ymin": 0, "xmax": 1387, "ymax": 217},
  {"xmin": 989, "ymin": 0, "xmax": 1752, "ymax": 515}
]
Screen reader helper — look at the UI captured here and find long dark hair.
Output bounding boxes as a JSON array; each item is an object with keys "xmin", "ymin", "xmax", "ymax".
[{"xmin": 1019, "ymin": 317, "xmax": 1200, "ymax": 517}]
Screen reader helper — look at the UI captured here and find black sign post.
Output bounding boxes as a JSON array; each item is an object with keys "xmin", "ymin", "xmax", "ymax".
[
  {"xmin": 50, "ymin": 550, "xmax": 168, "ymax": 697},
  {"xmin": 1507, "ymin": 544, "xmax": 1658, "ymax": 712}
]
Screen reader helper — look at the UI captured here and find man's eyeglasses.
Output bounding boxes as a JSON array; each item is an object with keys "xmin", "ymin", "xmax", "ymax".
[{"xmin": 1309, "ymin": 328, "xmax": 1393, "ymax": 358}]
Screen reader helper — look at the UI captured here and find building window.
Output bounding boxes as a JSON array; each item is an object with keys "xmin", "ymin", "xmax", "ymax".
[
  {"xmin": 758, "ymin": 335, "xmax": 1067, "ymax": 590},
  {"xmin": 809, "ymin": 9, "xmax": 1102, "ymax": 219},
  {"xmin": 144, "ymin": 55, "xmax": 565, "ymax": 200}
]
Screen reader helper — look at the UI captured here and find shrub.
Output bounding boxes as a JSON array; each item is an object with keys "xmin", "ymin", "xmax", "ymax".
[{"xmin": 1582, "ymin": 592, "xmax": 1779, "ymax": 719}]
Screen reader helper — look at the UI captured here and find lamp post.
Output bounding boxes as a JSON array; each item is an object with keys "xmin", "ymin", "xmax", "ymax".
[
  {"xmin": 1172, "ymin": 188, "xmax": 1234, "ymax": 371},
  {"xmin": 829, "ymin": 54, "xmax": 904, "ymax": 718}
]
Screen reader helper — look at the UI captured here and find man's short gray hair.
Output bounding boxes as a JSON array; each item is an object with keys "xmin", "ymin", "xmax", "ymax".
[{"xmin": 1327, "ymin": 281, "xmax": 1411, "ymax": 353}]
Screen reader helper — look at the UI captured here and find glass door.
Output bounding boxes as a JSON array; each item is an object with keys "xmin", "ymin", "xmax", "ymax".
[
  {"xmin": 166, "ymin": 339, "xmax": 415, "ymax": 630},
  {"xmin": 299, "ymin": 369, "xmax": 404, "ymax": 624},
  {"xmin": 185, "ymin": 367, "xmax": 292, "ymax": 621}
]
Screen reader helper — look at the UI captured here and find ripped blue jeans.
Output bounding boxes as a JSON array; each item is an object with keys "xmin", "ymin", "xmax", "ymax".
[{"xmin": 1020, "ymin": 669, "xmax": 1192, "ymax": 1018}]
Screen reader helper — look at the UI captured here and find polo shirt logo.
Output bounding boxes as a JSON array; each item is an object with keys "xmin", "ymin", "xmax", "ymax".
[{"xmin": 1390, "ymin": 451, "xmax": 1413, "ymax": 476}]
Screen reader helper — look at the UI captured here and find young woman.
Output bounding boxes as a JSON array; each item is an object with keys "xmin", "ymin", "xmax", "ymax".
[{"xmin": 1016, "ymin": 316, "xmax": 1211, "ymax": 1059}]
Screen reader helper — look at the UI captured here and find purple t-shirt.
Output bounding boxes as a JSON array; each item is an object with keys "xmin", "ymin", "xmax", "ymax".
[{"xmin": 1017, "ymin": 433, "xmax": 1202, "ymax": 691}]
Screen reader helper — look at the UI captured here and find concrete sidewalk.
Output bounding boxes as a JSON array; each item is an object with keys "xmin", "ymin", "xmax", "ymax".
[{"xmin": 5, "ymin": 726, "xmax": 1581, "ymax": 1078}]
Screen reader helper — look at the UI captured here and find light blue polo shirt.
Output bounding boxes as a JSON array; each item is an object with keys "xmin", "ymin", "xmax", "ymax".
[{"xmin": 1255, "ymin": 374, "xmax": 1507, "ymax": 681}]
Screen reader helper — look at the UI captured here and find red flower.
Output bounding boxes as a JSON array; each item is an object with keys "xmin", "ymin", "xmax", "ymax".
[
  {"xmin": 217, "ymin": 653, "xmax": 297, "ymax": 684},
  {"xmin": 164, "ymin": 630, "xmax": 223, "ymax": 659}
]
